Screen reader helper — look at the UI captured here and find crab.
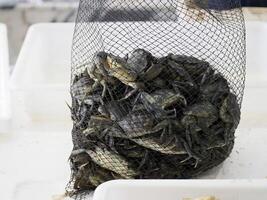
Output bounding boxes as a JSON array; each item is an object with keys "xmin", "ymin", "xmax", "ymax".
[
  {"xmin": 182, "ymin": 101, "xmax": 218, "ymax": 148},
  {"xmin": 136, "ymin": 89, "xmax": 187, "ymax": 119},
  {"xmin": 126, "ymin": 48, "xmax": 154, "ymax": 74},
  {"xmin": 85, "ymin": 52, "xmax": 116, "ymax": 99},
  {"xmin": 219, "ymin": 93, "xmax": 240, "ymax": 141},
  {"xmin": 106, "ymin": 53, "xmax": 145, "ymax": 99}
]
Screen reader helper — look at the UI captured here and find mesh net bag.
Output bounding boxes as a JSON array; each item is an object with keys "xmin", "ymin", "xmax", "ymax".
[{"xmin": 67, "ymin": 0, "xmax": 246, "ymax": 196}]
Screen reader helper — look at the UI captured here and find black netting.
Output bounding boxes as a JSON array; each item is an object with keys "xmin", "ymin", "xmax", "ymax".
[{"xmin": 67, "ymin": 0, "xmax": 246, "ymax": 197}]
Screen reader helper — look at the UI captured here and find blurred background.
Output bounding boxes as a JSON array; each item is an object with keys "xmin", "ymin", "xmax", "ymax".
[{"xmin": 0, "ymin": 0, "xmax": 267, "ymax": 65}]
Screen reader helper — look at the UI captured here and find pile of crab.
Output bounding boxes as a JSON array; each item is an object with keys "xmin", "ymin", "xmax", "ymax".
[{"xmin": 68, "ymin": 49, "xmax": 240, "ymax": 192}]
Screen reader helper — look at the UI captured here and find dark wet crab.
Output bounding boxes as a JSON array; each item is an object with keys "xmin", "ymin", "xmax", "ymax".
[
  {"xmin": 71, "ymin": 70, "xmax": 95, "ymax": 102},
  {"xmin": 140, "ymin": 63, "xmax": 165, "ymax": 81},
  {"xmin": 219, "ymin": 93, "xmax": 240, "ymax": 140},
  {"xmin": 71, "ymin": 146, "xmax": 138, "ymax": 179},
  {"xmin": 137, "ymin": 89, "xmax": 187, "ymax": 119},
  {"xmin": 127, "ymin": 49, "xmax": 154, "ymax": 74},
  {"xmin": 83, "ymin": 51, "xmax": 144, "ymax": 100},
  {"xmin": 117, "ymin": 110, "xmax": 156, "ymax": 138},
  {"xmin": 68, "ymin": 97, "xmax": 90, "ymax": 127},
  {"xmin": 106, "ymin": 53, "xmax": 145, "ymax": 99},
  {"xmin": 85, "ymin": 52, "xmax": 117, "ymax": 99},
  {"xmin": 220, "ymin": 94, "xmax": 240, "ymax": 125},
  {"xmin": 182, "ymin": 101, "xmax": 218, "ymax": 146},
  {"xmin": 130, "ymin": 119, "xmax": 187, "ymax": 155},
  {"xmin": 101, "ymin": 100, "xmax": 130, "ymax": 121},
  {"xmin": 168, "ymin": 59, "xmax": 194, "ymax": 84},
  {"xmin": 82, "ymin": 115, "xmax": 127, "ymax": 151},
  {"xmin": 168, "ymin": 54, "xmax": 211, "ymax": 83},
  {"xmin": 200, "ymin": 73, "xmax": 230, "ymax": 105},
  {"xmin": 83, "ymin": 115, "xmax": 124, "ymax": 136}
]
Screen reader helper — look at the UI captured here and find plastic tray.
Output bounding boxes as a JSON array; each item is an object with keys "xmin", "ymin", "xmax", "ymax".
[
  {"xmin": 0, "ymin": 23, "xmax": 11, "ymax": 133},
  {"xmin": 10, "ymin": 23, "xmax": 74, "ymax": 126},
  {"xmin": 93, "ymin": 180, "xmax": 267, "ymax": 200}
]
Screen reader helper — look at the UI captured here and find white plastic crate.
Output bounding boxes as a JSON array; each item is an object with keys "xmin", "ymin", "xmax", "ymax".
[
  {"xmin": 0, "ymin": 23, "xmax": 11, "ymax": 133},
  {"xmin": 10, "ymin": 23, "xmax": 74, "ymax": 126}
]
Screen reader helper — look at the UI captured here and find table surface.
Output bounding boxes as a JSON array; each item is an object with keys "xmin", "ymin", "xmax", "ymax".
[{"xmin": 1, "ymin": 8, "xmax": 267, "ymax": 200}]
